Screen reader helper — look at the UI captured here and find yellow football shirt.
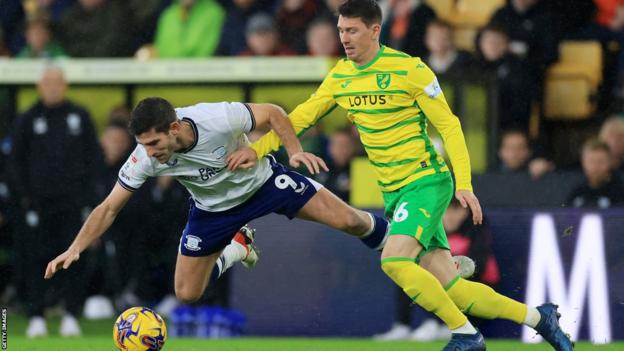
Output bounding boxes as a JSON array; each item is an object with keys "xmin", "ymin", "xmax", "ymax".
[{"xmin": 251, "ymin": 45, "xmax": 472, "ymax": 192}]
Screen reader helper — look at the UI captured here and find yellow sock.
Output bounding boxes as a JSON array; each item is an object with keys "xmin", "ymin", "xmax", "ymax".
[
  {"xmin": 446, "ymin": 276, "xmax": 527, "ymax": 324},
  {"xmin": 381, "ymin": 257, "xmax": 467, "ymax": 329}
]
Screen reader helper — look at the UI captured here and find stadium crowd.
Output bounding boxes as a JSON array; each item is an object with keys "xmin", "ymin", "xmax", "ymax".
[{"xmin": 0, "ymin": 0, "xmax": 623, "ymax": 340}]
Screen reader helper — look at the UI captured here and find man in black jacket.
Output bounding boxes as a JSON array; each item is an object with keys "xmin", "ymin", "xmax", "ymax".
[{"xmin": 10, "ymin": 65, "xmax": 103, "ymax": 337}]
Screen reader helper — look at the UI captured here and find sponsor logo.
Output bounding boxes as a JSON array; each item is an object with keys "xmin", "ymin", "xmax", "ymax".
[
  {"xmin": 347, "ymin": 95, "xmax": 387, "ymax": 107},
  {"xmin": 424, "ymin": 78, "xmax": 442, "ymax": 98},
  {"xmin": 184, "ymin": 235, "xmax": 202, "ymax": 251},
  {"xmin": 120, "ymin": 171, "xmax": 131, "ymax": 181},
  {"xmin": 199, "ymin": 167, "xmax": 224, "ymax": 181},
  {"xmin": 376, "ymin": 73, "xmax": 391, "ymax": 89}
]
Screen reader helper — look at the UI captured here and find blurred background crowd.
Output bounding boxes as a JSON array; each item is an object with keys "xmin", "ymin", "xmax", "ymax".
[{"xmin": 0, "ymin": 0, "xmax": 623, "ymax": 341}]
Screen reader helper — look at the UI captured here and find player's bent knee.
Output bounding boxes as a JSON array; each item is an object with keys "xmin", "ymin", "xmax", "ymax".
[{"xmin": 175, "ymin": 285, "xmax": 203, "ymax": 304}]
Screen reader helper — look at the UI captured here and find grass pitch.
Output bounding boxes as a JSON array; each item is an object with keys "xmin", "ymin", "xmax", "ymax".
[
  {"xmin": 5, "ymin": 315, "xmax": 623, "ymax": 351},
  {"xmin": 8, "ymin": 337, "xmax": 624, "ymax": 351}
]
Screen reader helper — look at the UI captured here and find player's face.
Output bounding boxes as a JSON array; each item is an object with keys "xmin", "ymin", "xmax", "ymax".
[
  {"xmin": 337, "ymin": 15, "xmax": 381, "ymax": 64},
  {"xmin": 136, "ymin": 128, "xmax": 176, "ymax": 164}
]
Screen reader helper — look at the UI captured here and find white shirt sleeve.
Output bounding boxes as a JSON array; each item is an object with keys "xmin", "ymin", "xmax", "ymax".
[
  {"xmin": 117, "ymin": 146, "xmax": 151, "ymax": 191},
  {"xmin": 224, "ymin": 102, "xmax": 255, "ymax": 134}
]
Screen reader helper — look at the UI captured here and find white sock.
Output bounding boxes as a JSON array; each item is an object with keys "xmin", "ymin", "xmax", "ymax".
[
  {"xmin": 524, "ymin": 307, "xmax": 541, "ymax": 328},
  {"xmin": 215, "ymin": 241, "xmax": 247, "ymax": 279},
  {"xmin": 450, "ymin": 321, "xmax": 478, "ymax": 335},
  {"xmin": 360, "ymin": 212, "xmax": 375, "ymax": 238}
]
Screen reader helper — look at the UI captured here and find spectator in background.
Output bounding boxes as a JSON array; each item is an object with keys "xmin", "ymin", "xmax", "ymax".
[
  {"xmin": 276, "ymin": 0, "xmax": 318, "ymax": 54},
  {"xmin": 0, "ymin": 28, "xmax": 11, "ymax": 57},
  {"xmin": 488, "ymin": 0, "xmax": 558, "ymax": 79},
  {"xmin": 306, "ymin": 17, "xmax": 341, "ymax": 56},
  {"xmin": 10, "ymin": 66, "xmax": 103, "ymax": 337},
  {"xmin": 315, "ymin": 128, "xmax": 357, "ymax": 202},
  {"xmin": 30, "ymin": 0, "xmax": 75, "ymax": 24},
  {"xmin": 240, "ymin": 13, "xmax": 296, "ymax": 56},
  {"xmin": 83, "ymin": 119, "xmax": 135, "ymax": 318},
  {"xmin": 424, "ymin": 20, "xmax": 474, "ymax": 77},
  {"xmin": 599, "ymin": 116, "xmax": 624, "ymax": 171},
  {"xmin": 154, "ymin": 0, "xmax": 226, "ymax": 58},
  {"xmin": 380, "ymin": 0, "xmax": 436, "ymax": 58},
  {"xmin": 566, "ymin": 138, "xmax": 624, "ymax": 208},
  {"xmin": 0, "ymin": 0, "xmax": 25, "ymax": 54},
  {"xmin": 497, "ymin": 129, "xmax": 555, "ymax": 179},
  {"xmin": 373, "ymin": 199, "xmax": 500, "ymax": 341},
  {"xmin": 216, "ymin": 0, "xmax": 266, "ymax": 56},
  {"xmin": 17, "ymin": 16, "xmax": 65, "ymax": 58},
  {"xmin": 476, "ymin": 25, "xmax": 532, "ymax": 133},
  {"xmin": 497, "ymin": 129, "xmax": 531, "ymax": 174},
  {"xmin": 318, "ymin": 0, "xmax": 342, "ymax": 20},
  {"xmin": 57, "ymin": 0, "xmax": 135, "ymax": 57}
]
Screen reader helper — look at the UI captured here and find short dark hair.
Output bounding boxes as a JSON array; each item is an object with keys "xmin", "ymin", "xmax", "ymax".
[
  {"xmin": 338, "ymin": 0, "xmax": 382, "ymax": 27},
  {"xmin": 129, "ymin": 97, "xmax": 177, "ymax": 135}
]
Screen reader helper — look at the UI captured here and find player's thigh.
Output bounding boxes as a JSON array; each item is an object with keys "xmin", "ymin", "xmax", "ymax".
[
  {"xmin": 295, "ymin": 187, "xmax": 370, "ymax": 235},
  {"xmin": 381, "ymin": 234, "xmax": 424, "ymax": 259},
  {"xmin": 419, "ymin": 248, "xmax": 457, "ymax": 286},
  {"xmin": 386, "ymin": 175, "xmax": 453, "ymax": 255},
  {"xmin": 174, "ymin": 250, "xmax": 221, "ymax": 299}
]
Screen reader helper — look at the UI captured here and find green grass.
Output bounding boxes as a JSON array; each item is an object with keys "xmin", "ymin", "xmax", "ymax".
[
  {"xmin": 7, "ymin": 337, "xmax": 624, "ymax": 351},
  {"xmin": 5, "ymin": 315, "xmax": 623, "ymax": 351}
]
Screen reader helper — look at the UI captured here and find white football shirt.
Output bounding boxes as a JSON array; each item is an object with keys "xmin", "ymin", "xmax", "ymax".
[{"xmin": 118, "ymin": 102, "xmax": 272, "ymax": 212}]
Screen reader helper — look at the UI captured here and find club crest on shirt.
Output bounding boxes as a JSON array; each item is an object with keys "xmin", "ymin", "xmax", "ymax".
[
  {"xmin": 376, "ymin": 73, "xmax": 391, "ymax": 89},
  {"xmin": 211, "ymin": 146, "xmax": 226, "ymax": 159},
  {"xmin": 33, "ymin": 117, "xmax": 48, "ymax": 135},
  {"xmin": 66, "ymin": 113, "xmax": 82, "ymax": 135}
]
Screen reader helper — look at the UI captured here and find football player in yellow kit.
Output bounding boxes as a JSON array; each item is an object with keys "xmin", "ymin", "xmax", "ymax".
[{"xmin": 227, "ymin": 0, "xmax": 574, "ymax": 350}]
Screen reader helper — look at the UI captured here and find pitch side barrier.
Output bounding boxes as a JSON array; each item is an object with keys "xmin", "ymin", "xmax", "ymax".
[
  {"xmin": 0, "ymin": 58, "xmax": 498, "ymax": 172},
  {"xmin": 232, "ymin": 209, "xmax": 622, "ymax": 344}
]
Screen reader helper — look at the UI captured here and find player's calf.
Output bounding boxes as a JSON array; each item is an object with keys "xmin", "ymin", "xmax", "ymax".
[{"xmin": 357, "ymin": 212, "xmax": 389, "ymax": 251}]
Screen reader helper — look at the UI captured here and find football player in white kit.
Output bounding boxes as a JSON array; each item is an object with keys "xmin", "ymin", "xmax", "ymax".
[{"xmin": 44, "ymin": 97, "xmax": 390, "ymax": 303}]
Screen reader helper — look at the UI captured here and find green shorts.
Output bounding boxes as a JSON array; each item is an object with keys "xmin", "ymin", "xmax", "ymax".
[{"xmin": 383, "ymin": 172, "xmax": 453, "ymax": 259}]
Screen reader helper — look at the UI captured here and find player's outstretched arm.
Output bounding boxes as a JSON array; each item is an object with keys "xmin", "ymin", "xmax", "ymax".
[
  {"xmin": 227, "ymin": 103, "xmax": 328, "ymax": 174},
  {"xmin": 44, "ymin": 183, "xmax": 132, "ymax": 279}
]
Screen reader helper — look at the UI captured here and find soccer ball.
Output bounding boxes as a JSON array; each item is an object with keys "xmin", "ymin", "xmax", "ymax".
[{"xmin": 113, "ymin": 307, "xmax": 167, "ymax": 351}]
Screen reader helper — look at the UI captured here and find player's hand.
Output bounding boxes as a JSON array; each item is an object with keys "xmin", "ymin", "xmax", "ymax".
[
  {"xmin": 226, "ymin": 147, "xmax": 258, "ymax": 171},
  {"xmin": 44, "ymin": 247, "xmax": 80, "ymax": 279},
  {"xmin": 289, "ymin": 152, "xmax": 329, "ymax": 175},
  {"xmin": 455, "ymin": 190, "xmax": 483, "ymax": 225}
]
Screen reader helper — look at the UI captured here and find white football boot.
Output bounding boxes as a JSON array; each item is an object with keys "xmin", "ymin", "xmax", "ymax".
[
  {"xmin": 26, "ymin": 316, "xmax": 48, "ymax": 338},
  {"xmin": 372, "ymin": 323, "xmax": 412, "ymax": 340},
  {"xmin": 59, "ymin": 314, "xmax": 82, "ymax": 337},
  {"xmin": 236, "ymin": 225, "xmax": 259, "ymax": 268}
]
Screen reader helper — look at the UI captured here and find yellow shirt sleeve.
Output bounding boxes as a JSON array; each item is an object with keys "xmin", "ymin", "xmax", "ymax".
[
  {"xmin": 410, "ymin": 62, "xmax": 473, "ymax": 192},
  {"xmin": 251, "ymin": 69, "xmax": 337, "ymax": 158}
]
